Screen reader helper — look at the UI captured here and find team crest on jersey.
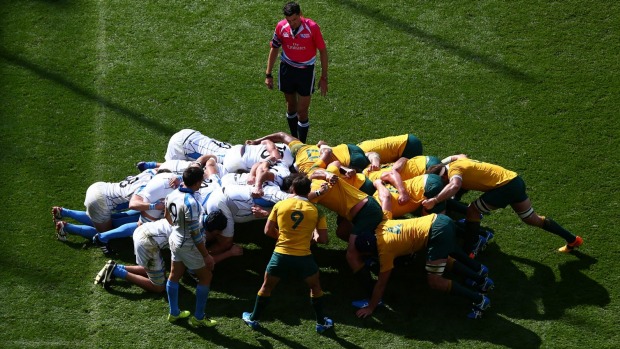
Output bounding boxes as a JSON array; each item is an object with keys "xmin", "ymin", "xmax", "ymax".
[
  {"xmin": 386, "ymin": 224, "xmax": 402, "ymax": 235},
  {"xmin": 283, "ymin": 33, "xmax": 290, "ymax": 38}
]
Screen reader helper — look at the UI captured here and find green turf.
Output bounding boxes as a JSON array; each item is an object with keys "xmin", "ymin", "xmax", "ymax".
[{"xmin": 1, "ymin": 0, "xmax": 619, "ymax": 348}]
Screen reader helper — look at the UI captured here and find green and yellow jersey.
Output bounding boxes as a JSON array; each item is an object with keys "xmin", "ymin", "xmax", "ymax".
[
  {"xmin": 376, "ymin": 213, "xmax": 436, "ymax": 273},
  {"xmin": 309, "ymin": 171, "xmax": 369, "ymax": 221},
  {"xmin": 289, "ymin": 140, "xmax": 321, "ymax": 173},
  {"xmin": 269, "ymin": 196, "xmax": 327, "ymax": 256},
  {"xmin": 372, "ymin": 174, "xmax": 428, "ymax": 217},
  {"xmin": 363, "ymin": 155, "xmax": 429, "ymax": 182},
  {"xmin": 448, "ymin": 159, "xmax": 518, "ymax": 192}
]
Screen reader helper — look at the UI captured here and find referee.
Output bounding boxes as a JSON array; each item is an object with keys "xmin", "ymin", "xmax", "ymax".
[{"xmin": 265, "ymin": 2, "xmax": 328, "ymax": 144}]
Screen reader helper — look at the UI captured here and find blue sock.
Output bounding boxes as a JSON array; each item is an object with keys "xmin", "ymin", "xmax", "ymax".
[
  {"xmin": 98, "ymin": 222, "xmax": 138, "ymax": 243},
  {"xmin": 111, "ymin": 210, "xmax": 141, "ymax": 227},
  {"xmin": 112, "ymin": 265, "xmax": 128, "ymax": 279},
  {"xmin": 63, "ymin": 223, "xmax": 97, "ymax": 239},
  {"xmin": 195, "ymin": 284, "xmax": 211, "ymax": 320},
  {"xmin": 167, "ymin": 280, "xmax": 180, "ymax": 316},
  {"xmin": 61, "ymin": 208, "xmax": 93, "ymax": 226},
  {"xmin": 144, "ymin": 161, "xmax": 158, "ymax": 169}
]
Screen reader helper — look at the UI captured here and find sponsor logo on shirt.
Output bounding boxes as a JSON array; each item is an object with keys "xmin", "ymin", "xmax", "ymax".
[{"xmin": 300, "ymin": 34, "xmax": 310, "ymax": 38}]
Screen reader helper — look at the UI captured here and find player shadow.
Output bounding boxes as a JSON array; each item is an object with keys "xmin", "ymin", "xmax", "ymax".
[
  {"xmin": 0, "ymin": 49, "xmax": 176, "ymax": 136},
  {"xmin": 330, "ymin": 0, "xmax": 535, "ymax": 83},
  {"xmin": 312, "ymin": 247, "xmax": 543, "ymax": 349},
  {"xmin": 482, "ymin": 244, "xmax": 609, "ymax": 320}
]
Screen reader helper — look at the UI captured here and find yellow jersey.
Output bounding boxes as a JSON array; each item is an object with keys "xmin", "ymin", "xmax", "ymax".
[
  {"xmin": 448, "ymin": 159, "xmax": 517, "ymax": 192},
  {"xmin": 372, "ymin": 174, "xmax": 428, "ymax": 217},
  {"xmin": 364, "ymin": 155, "xmax": 428, "ymax": 181},
  {"xmin": 309, "ymin": 168, "xmax": 368, "ymax": 221},
  {"xmin": 289, "ymin": 140, "xmax": 321, "ymax": 174},
  {"xmin": 376, "ymin": 213, "xmax": 436, "ymax": 273},
  {"xmin": 358, "ymin": 134, "xmax": 409, "ymax": 164},
  {"xmin": 269, "ymin": 196, "xmax": 327, "ymax": 256}
]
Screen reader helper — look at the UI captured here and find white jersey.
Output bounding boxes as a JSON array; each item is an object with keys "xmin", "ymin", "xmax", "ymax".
[
  {"xmin": 158, "ymin": 160, "xmax": 193, "ymax": 175},
  {"xmin": 165, "ymin": 129, "xmax": 233, "ymax": 162},
  {"xmin": 197, "ymin": 174, "xmax": 222, "ymax": 209},
  {"xmin": 166, "ymin": 187, "xmax": 203, "ymax": 248},
  {"xmin": 223, "ymin": 143, "xmax": 294, "ymax": 174},
  {"xmin": 136, "ymin": 172, "xmax": 178, "ymax": 220},
  {"xmin": 220, "ymin": 172, "xmax": 251, "ymax": 187},
  {"xmin": 133, "ymin": 218, "xmax": 173, "ymax": 251},
  {"xmin": 160, "ymin": 159, "xmax": 229, "ymax": 178},
  {"xmin": 220, "ymin": 164, "xmax": 290, "ymax": 187},
  {"xmin": 102, "ymin": 169, "xmax": 157, "ymax": 211},
  {"xmin": 205, "ymin": 183, "xmax": 290, "ymax": 238}
]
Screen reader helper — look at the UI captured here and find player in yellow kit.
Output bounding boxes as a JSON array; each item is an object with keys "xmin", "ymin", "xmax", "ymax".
[
  {"xmin": 241, "ymin": 174, "xmax": 333, "ymax": 333},
  {"xmin": 357, "ymin": 134, "xmax": 423, "ymax": 164},
  {"xmin": 422, "ymin": 158, "xmax": 583, "ymax": 254},
  {"xmin": 354, "ymin": 180, "xmax": 492, "ymax": 319},
  {"xmin": 372, "ymin": 173, "xmax": 445, "ymax": 218},
  {"xmin": 363, "ymin": 155, "xmax": 441, "ymax": 182},
  {"xmin": 247, "ymin": 132, "xmax": 365, "ymax": 174}
]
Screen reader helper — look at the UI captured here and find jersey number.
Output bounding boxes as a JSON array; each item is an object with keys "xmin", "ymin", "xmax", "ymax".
[
  {"xmin": 290, "ymin": 211, "xmax": 304, "ymax": 229},
  {"xmin": 168, "ymin": 203, "xmax": 178, "ymax": 223},
  {"xmin": 119, "ymin": 175, "xmax": 139, "ymax": 188}
]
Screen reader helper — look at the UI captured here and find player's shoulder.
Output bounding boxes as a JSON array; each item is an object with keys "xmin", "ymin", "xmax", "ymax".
[{"xmin": 302, "ymin": 17, "xmax": 319, "ymax": 28}]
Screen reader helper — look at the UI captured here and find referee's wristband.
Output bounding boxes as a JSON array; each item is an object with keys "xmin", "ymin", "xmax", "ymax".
[{"xmin": 265, "ymin": 73, "xmax": 273, "ymax": 78}]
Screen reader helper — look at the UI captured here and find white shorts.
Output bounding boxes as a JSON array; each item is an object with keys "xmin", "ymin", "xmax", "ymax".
[
  {"xmin": 84, "ymin": 182, "xmax": 112, "ymax": 224},
  {"xmin": 169, "ymin": 239, "xmax": 205, "ymax": 271},
  {"xmin": 165, "ymin": 129, "xmax": 196, "ymax": 161},
  {"xmin": 133, "ymin": 225, "xmax": 166, "ymax": 286}
]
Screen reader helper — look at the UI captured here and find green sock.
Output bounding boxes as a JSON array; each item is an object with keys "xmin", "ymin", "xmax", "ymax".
[
  {"xmin": 450, "ymin": 280, "xmax": 483, "ymax": 303},
  {"xmin": 542, "ymin": 217, "xmax": 575, "ymax": 242},
  {"xmin": 311, "ymin": 294, "xmax": 325, "ymax": 323},
  {"xmin": 250, "ymin": 295, "xmax": 270, "ymax": 321},
  {"xmin": 465, "ymin": 221, "xmax": 481, "ymax": 251}
]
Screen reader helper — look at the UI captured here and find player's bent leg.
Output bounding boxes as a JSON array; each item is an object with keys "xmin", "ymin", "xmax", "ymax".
[{"xmin": 512, "ymin": 199, "xmax": 582, "ymax": 251}]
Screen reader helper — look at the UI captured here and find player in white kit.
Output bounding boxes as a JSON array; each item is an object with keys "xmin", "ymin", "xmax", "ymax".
[{"xmin": 165, "ymin": 165, "xmax": 217, "ymax": 328}]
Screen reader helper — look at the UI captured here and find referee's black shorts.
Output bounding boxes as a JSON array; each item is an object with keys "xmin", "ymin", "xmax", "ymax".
[{"xmin": 278, "ymin": 62, "xmax": 315, "ymax": 96}]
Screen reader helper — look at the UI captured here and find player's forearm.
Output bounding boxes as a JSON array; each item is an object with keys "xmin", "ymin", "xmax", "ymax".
[
  {"xmin": 266, "ymin": 47, "xmax": 279, "ymax": 74},
  {"xmin": 434, "ymin": 182, "xmax": 460, "ymax": 203},
  {"xmin": 319, "ymin": 48, "xmax": 328, "ymax": 78}
]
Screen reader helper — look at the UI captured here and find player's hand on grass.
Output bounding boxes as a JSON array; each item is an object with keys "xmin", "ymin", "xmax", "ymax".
[{"xmin": 356, "ymin": 307, "xmax": 374, "ymax": 318}]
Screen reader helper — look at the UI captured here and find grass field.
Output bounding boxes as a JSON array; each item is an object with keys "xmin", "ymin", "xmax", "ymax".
[{"xmin": 1, "ymin": 1, "xmax": 619, "ymax": 348}]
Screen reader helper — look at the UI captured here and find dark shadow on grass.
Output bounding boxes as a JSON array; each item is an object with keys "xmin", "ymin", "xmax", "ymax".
[
  {"xmin": 488, "ymin": 244, "xmax": 609, "ymax": 320},
  {"xmin": 252, "ymin": 327, "xmax": 309, "ymax": 349},
  {"xmin": 0, "ymin": 49, "xmax": 176, "ymax": 136},
  {"xmin": 330, "ymin": 0, "xmax": 535, "ymax": 82}
]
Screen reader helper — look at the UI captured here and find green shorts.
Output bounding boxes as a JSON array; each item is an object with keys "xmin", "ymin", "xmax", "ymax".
[
  {"xmin": 347, "ymin": 144, "xmax": 371, "ymax": 171},
  {"xmin": 426, "ymin": 214, "xmax": 456, "ymax": 261},
  {"xmin": 266, "ymin": 252, "xmax": 319, "ymax": 279},
  {"xmin": 401, "ymin": 134, "xmax": 423, "ymax": 158},
  {"xmin": 358, "ymin": 177, "xmax": 376, "ymax": 196},
  {"xmin": 424, "ymin": 174, "xmax": 446, "ymax": 213},
  {"xmin": 351, "ymin": 197, "xmax": 384, "ymax": 236},
  {"xmin": 425, "ymin": 156, "xmax": 441, "ymax": 168},
  {"xmin": 289, "ymin": 141, "xmax": 306, "ymax": 159},
  {"xmin": 480, "ymin": 176, "xmax": 528, "ymax": 209}
]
